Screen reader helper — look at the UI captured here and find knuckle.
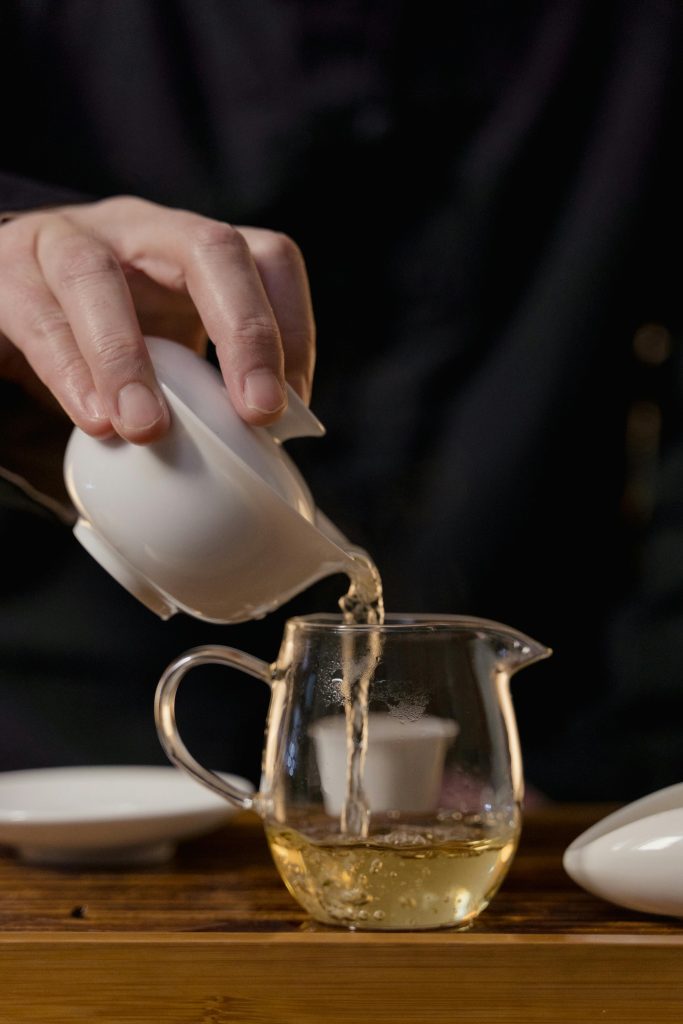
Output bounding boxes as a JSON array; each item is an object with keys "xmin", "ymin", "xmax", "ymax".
[
  {"xmin": 21, "ymin": 324, "xmax": 85, "ymax": 386},
  {"xmin": 57, "ymin": 239, "xmax": 120, "ymax": 289},
  {"xmin": 96, "ymin": 194, "xmax": 152, "ymax": 216},
  {"xmin": 50, "ymin": 346, "xmax": 88, "ymax": 383},
  {"xmin": 189, "ymin": 219, "xmax": 241, "ymax": 255},
  {"xmin": 246, "ymin": 228, "xmax": 306, "ymax": 271},
  {"xmin": 263, "ymin": 230, "xmax": 304, "ymax": 266},
  {"xmin": 231, "ymin": 316, "xmax": 280, "ymax": 351},
  {"xmin": 90, "ymin": 331, "xmax": 146, "ymax": 374},
  {"xmin": 27, "ymin": 306, "xmax": 71, "ymax": 344}
]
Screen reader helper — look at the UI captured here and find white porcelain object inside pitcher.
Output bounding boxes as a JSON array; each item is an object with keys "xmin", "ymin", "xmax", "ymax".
[
  {"xmin": 309, "ymin": 713, "xmax": 459, "ymax": 815},
  {"xmin": 563, "ymin": 783, "xmax": 683, "ymax": 917},
  {"xmin": 63, "ymin": 337, "xmax": 360, "ymax": 623}
]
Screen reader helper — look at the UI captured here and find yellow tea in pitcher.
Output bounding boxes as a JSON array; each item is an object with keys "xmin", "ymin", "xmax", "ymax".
[{"xmin": 266, "ymin": 814, "xmax": 519, "ymax": 930}]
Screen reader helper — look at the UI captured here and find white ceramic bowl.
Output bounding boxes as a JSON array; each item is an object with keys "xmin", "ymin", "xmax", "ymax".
[
  {"xmin": 563, "ymin": 782, "xmax": 683, "ymax": 917},
  {"xmin": 64, "ymin": 337, "xmax": 356, "ymax": 623},
  {"xmin": 0, "ymin": 765, "xmax": 253, "ymax": 865}
]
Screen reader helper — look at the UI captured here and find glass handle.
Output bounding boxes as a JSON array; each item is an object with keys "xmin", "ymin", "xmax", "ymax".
[{"xmin": 154, "ymin": 644, "xmax": 271, "ymax": 811}]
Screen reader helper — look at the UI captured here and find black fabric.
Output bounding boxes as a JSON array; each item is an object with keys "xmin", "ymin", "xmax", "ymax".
[{"xmin": 0, "ymin": 0, "xmax": 681, "ymax": 798}]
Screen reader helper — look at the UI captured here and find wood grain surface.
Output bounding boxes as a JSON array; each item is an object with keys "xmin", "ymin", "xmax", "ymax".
[{"xmin": 0, "ymin": 805, "xmax": 681, "ymax": 1023}]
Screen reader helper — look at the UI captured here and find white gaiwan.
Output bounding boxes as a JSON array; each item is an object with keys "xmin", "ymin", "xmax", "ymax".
[
  {"xmin": 563, "ymin": 782, "xmax": 683, "ymax": 917},
  {"xmin": 64, "ymin": 337, "xmax": 360, "ymax": 623}
]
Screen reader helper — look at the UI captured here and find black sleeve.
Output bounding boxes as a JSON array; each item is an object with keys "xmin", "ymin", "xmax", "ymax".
[{"xmin": 0, "ymin": 169, "xmax": 91, "ymax": 214}]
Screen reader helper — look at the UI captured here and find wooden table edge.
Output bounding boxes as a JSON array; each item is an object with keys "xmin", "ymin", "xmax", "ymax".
[
  {"xmin": 2, "ymin": 929, "xmax": 682, "ymax": 946},
  {"xmin": 3, "ymin": 930, "xmax": 682, "ymax": 1023}
]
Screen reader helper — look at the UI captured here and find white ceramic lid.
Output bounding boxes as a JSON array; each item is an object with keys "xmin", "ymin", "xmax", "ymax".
[{"xmin": 147, "ymin": 337, "xmax": 325, "ymax": 520}]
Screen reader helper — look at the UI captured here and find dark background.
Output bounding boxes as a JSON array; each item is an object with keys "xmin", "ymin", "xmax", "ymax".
[{"xmin": 0, "ymin": 0, "xmax": 681, "ymax": 799}]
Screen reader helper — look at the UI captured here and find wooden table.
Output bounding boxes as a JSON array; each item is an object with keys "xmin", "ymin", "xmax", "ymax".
[{"xmin": 0, "ymin": 805, "xmax": 681, "ymax": 1023}]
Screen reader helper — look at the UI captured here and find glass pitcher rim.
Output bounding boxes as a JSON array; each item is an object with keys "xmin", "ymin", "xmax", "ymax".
[
  {"xmin": 286, "ymin": 613, "xmax": 551, "ymax": 667},
  {"xmin": 287, "ymin": 612, "xmax": 549, "ymax": 648}
]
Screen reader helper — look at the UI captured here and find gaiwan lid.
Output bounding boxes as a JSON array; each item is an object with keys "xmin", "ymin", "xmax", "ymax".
[{"xmin": 146, "ymin": 336, "xmax": 326, "ymax": 520}]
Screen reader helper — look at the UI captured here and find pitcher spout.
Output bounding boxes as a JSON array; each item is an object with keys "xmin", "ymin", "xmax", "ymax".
[
  {"xmin": 462, "ymin": 616, "xmax": 551, "ymax": 673},
  {"xmin": 499, "ymin": 627, "xmax": 552, "ymax": 673}
]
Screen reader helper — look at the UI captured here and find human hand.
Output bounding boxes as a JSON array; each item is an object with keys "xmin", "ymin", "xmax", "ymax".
[{"xmin": 0, "ymin": 196, "xmax": 315, "ymax": 443}]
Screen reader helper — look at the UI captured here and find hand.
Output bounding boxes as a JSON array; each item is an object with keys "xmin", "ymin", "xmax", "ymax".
[{"xmin": 0, "ymin": 196, "xmax": 315, "ymax": 443}]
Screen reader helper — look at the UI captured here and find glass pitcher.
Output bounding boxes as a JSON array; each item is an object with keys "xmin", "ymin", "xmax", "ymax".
[{"xmin": 155, "ymin": 614, "xmax": 550, "ymax": 930}]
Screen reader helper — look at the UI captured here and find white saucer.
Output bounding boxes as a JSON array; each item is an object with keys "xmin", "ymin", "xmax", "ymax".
[{"xmin": 0, "ymin": 765, "xmax": 252, "ymax": 866}]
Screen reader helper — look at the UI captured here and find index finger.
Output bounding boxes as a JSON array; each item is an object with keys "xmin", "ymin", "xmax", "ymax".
[
  {"xmin": 95, "ymin": 203, "xmax": 289, "ymax": 424},
  {"xmin": 35, "ymin": 217, "xmax": 170, "ymax": 443}
]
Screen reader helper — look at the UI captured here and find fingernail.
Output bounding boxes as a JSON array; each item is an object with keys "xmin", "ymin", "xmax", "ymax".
[
  {"xmin": 85, "ymin": 391, "xmax": 108, "ymax": 421},
  {"xmin": 117, "ymin": 382, "xmax": 165, "ymax": 431},
  {"xmin": 243, "ymin": 370, "xmax": 286, "ymax": 414}
]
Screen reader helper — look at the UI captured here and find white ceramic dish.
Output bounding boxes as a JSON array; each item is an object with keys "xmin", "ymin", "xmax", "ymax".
[
  {"xmin": 563, "ymin": 782, "xmax": 683, "ymax": 917},
  {"xmin": 0, "ymin": 765, "xmax": 252, "ymax": 866}
]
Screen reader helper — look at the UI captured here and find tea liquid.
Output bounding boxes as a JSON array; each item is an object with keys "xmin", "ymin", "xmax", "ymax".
[
  {"xmin": 267, "ymin": 819, "xmax": 517, "ymax": 930},
  {"xmin": 337, "ymin": 553, "xmax": 384, "ymax": 837}
]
